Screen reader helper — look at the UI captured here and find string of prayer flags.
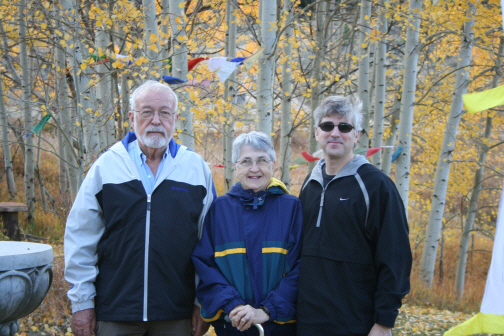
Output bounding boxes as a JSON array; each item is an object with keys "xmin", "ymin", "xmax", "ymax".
[
  {"xmin": 391, "ymin": 146, "xmax": 404, "ymax": 163},
  {"xmin": 244, "ymin": 48, "xmax": 264, "ymax": 70},
  {"xmin": 162, "ymin": 76, "xmax": 187, "ymax": 85},
  {"xmin": 354, "ymin": 148, "xmax": 367, "ymax": 155},
  {"xmin": 90, "ymin": 53, "xmax": 107, "ymax": 61},
  {"xmin": 301, "ymin": 151, "xmax": 320, "ymax": 162},
  {"xmin": 462, "ymin": 84, "xmax": 504, "ymax": 114},
  {"xmin": 188, "ymin": 57, "xmax": 208, "ymax": 71}
]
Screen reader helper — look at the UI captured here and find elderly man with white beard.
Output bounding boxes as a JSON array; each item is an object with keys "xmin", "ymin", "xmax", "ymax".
[{"xmin": 64, "ymin": 80, "xmax": 215, "ymax": 336}]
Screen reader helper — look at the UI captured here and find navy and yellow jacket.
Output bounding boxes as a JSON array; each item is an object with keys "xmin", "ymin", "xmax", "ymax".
[{"xmin": 192, "ymin": 178, "xmax": 303, "ymax": 326}]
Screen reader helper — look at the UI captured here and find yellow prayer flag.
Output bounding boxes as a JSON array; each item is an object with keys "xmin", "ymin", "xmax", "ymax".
[
  {"xmin": 244, "ymin": 47, "xmax": 265, "ymax": 71},
  {"xmin": 443, "ymin": 312, "xmax": 504, "ymax": 335},
  {"xmin": 462, "ymin": 84, "xmax": 504, "ymax": 114}
]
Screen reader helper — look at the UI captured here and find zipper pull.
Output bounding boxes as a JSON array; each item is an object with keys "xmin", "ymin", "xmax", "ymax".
[{"xmin": 147, "ymin": 194, "xmax": 151, "ymax": 211}]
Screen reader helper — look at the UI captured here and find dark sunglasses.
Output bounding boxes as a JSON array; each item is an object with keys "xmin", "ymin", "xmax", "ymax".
[{"xmin": 318, "ymin": 121, "xmax": 355, "ymax": 133}]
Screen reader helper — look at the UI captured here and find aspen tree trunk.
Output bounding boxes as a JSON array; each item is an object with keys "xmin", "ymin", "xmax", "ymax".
[
  {"xmin": 161, "ymin": 0, "xmax": 170, "ymax": 74},
  {"xmin": 357, "ymin": 0, "xmax": 371, "ymax": 150},
  {"xmin": 223, "ymin": 0, "xmax": 238, "ymax": 193},
  {"xmin": 0, "ymin": 75, "xmax": 16, "ymax": 198},
  {"xmin": 19, "ymin": 0, "xmax": 36, "ymax": 224},
  {"xmin": 61, "ymin": 0, "xmax": 99, "ymax": 160},
  {"xmin": 169, "ymin": 0, "xmax": 194, "ymax": 149},
  {"xmin": 381, "ymin": 89, "xmax": 401, "ymax": 176},
  {"xmin": 143, "ymin": 0, "xmax": 161, "ymax": 67},
  {"xmin": 95, "ymin": 0, "xmax": 114, "ymax": 148},
  {"xmin": 371, "ymin": 0, "xmax": 388, "ymax": 168},
  {"xmin": 280, "ymin": 0, "xmax": 294, "ymax": 188},
  {"xmin": 308, "ymin": 0, "xmax": 327, "ymax": 172},
  {"xmin": 55, "ymin": 41, "xmax": 78, "ymax": 200},
  {"xmin": 121, "ymin": 75, "xmax": 131, "ymax": 134},
  {"xmin": 395, "ymin": 0, "xmax": 423, "ymax": 214},
  {"xmin": 35, "ymin": 135, "xmax": 47, "ymax": 210},
  {"xmin": 256, "ymin": 0, "xmax": 276, "ymax": 138},
  {"xmin": 420, "ymin": 3, "xmax": 476, "ymax": 287},
  {"xmin": 454, "ymin": 36, "xmax": 504, "ymax": 298}
]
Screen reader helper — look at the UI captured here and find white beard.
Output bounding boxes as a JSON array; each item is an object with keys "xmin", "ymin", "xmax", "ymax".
[{"xmin": 134, "ymin": 122, "xmax": 169, "ymax": 149}]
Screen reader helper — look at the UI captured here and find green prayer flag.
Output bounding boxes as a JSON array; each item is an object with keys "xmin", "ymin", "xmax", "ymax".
[{"xmin": 32, "ymin": 114, "xmax": 51, "ymax": 134}]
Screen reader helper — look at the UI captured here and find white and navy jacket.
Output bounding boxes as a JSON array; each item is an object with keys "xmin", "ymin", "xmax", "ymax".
[{"xmin": 64, "ymin": 132, "xmax": 215, "ymax": 322}]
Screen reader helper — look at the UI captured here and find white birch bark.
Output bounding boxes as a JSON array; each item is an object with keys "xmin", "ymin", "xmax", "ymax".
[
  {"xmin": 169, "ymin": 0, "xmax": 194, "ymax": 149},
  {"xmin": 60, "ymin": 0, "xmax": 99, "ymax": 159},
  {"xmin": 55, "ymin": 41, "xmax": 78, "ymax": 200},
  {"xmin": 256, "ymin": 0, "xmax": 276, "ymax": 138},
  {"xmin": 161, "ymin": 0, "xmax": 170, "ymax": 74},
  {"xmin": 0, "ymin": 75, "xmax": 16, "ymax": 198},
  {"xmin": 95, "ymin": 0, "xmax": 114, "ymax": 148},
  {"xmin": 143, "ymin": 0, "xmax": 161, "ymax": 74},
  {"xmin": 395, "ymin": 0, "xmax": 423, "ymax": 215},
  {"xmin": 280, "ymin": 0, "xmax": 294, "ymax": 188},
  {"xmin": 371, "ymin": 0, "xmax": 388, "ymax": 168},
  {"xmin": 19, "ymin": 0, "xmax": 35, "ymax": 223},
  {"xmin": 223, "ymin": 0, "xmax": 237, "ymax": 193},
  {"xmin": 308, "ymin": 0, "xmax": 327, "ymax": 172},
  {"xmin": 381, "ymin": 89, "xmax": 401, "ymax": 176},
  {"xmin": 357, "ymin": 0, "xmax": 371, "ymax": 150},
  {"xmin": 420, "ymin": 3, "xmax": 476, "ymax": 287},
  {"xmin": 453, "ymin": 36, "xmax": 504, "ymax": 298}
]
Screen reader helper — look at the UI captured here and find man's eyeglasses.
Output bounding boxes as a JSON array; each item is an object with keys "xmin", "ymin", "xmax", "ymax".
[
  {"xmin": 237, "ymin": 158, "xmax": 271, "ymax": 167},
  {"xmin": 318, "ymin": 121, "xmax": 354, "ymax": 133},
  {"xmin": 135, "ymin": 110, "xmax": 175, "ymax": 120}
]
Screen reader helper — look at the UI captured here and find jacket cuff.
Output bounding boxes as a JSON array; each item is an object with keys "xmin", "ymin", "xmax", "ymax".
[
  {"xmin": 72, "ymin": 299, "xmax": 95, "ymax": 314},
  {"xmin": 260, "ymin": 301, "xmax": 276, "ymax": 321},
  {"xmin": 223, "ymin": 298, "xmax": 246, "ymax": 315},
  {"xmin": 374, "ymin": 311, "xmax": 397, "ymax": 328}
]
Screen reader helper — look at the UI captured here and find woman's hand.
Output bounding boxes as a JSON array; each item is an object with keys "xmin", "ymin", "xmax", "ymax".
[{"xmin": 229, "ymin": 304, "xmax": 269, "ymax": 331}]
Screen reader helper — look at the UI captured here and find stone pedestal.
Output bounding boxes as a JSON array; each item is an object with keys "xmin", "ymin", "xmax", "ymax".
[{"xmin": 0, "ymin": 242, "xmax": 53, "ymax": 336}]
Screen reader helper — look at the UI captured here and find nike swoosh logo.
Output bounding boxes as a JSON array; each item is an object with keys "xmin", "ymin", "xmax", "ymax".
[{"xmin": 340, "ymin": 198, "xmax": 349, "ymax": 201}]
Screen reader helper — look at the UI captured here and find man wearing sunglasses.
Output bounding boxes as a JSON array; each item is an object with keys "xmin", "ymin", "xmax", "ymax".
[{"xmin": 297, "ymin": 96, "xmax": 412, "ymax": 336}]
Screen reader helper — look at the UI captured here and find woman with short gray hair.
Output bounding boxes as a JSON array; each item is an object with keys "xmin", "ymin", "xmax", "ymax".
[{"xmin": 193, "ymin": 131, "xmax": 303, "ymax": 336}]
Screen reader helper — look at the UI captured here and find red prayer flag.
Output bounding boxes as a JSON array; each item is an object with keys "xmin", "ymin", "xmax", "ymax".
[
  {"xmin": 301, "ymin": 151, "xmax": 320, "ymax": 162},
  {"xmin": 188, "ymin": 57, "xmax": 208, "ymax": 71},
  {"xmin": 213, "ymin": 164, "xmax": 225, "ymax": 168},
  {"xmin": 366, "ymin": 147, "xmax": 382, "ymax": 157}
]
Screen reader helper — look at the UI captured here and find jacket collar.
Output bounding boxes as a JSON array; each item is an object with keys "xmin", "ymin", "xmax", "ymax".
[{"xmin": 229, "ymin": 178, "xmax": 287, "ymax": 210}]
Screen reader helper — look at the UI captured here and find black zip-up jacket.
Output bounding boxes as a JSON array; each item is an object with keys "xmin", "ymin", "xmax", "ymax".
[{"xmin": 297, "ymin": 155, "xmax": 412, "ymax": 335}]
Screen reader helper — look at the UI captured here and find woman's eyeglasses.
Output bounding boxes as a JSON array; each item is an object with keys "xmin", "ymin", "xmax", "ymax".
[{"xmin": 318, "ymin": 122, "xmax": 354, "ymax": 133}]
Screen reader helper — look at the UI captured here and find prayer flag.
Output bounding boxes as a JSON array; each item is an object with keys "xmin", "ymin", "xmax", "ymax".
[
  {"xmin": 230, "ymin": 57, "xmax": 246, "ymax": 64},
  {"xmin": 462, "ymin": 85, "xmax": 504, "ymax": 114},
  {"xmin": 32, "ymin": 114, "xmax": 51, "ymax": 134},
  {"xmin": 162, "ymin": 76, "xmax": 187, "ymax": 84},
  {"xmin": 216, "ymin": 61, "xmax": 240, "ymax": 82},
  {"xmin": 444, "ymin": 185, "xmax": 504, "ymax": 335},
  {"xmin": 391, "ymin": 146, "xmax": 404, "ymax": 163},
  {"xmin": 188, "ymin": 57, "xmax": 208, "ymax": 71},
  {"xmin": 301, "ymin": 151, "xmax": 320, "ymax": 162},
  {"xmin": 208, "ymin": 57, "xmax": 227, "ymax": 71},
  {"xmin": 244, "ymin": 48, "xmax": 264, "ymax": 70},
  {"xmin": 366, "ymin": 147, "xmax": 381, "ymax": 157}
]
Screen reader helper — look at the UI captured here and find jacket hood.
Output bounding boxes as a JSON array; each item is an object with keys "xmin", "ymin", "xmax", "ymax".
[
  {"xmin": 304, "ymin": 154, "xmax": 369, "ymax": 190},
  {"xmin": 228, "ymin": 178, "xmax": 288, "ymax": 210},
  {"xmin": 120, "ymin": 131, "xmax": 181, "ymax": 158}
]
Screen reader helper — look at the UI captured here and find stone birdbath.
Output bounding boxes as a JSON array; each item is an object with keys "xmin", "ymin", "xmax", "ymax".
[{"xmin": 0, "ymin": 242, "xmax": 53, "ymax": 336}]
